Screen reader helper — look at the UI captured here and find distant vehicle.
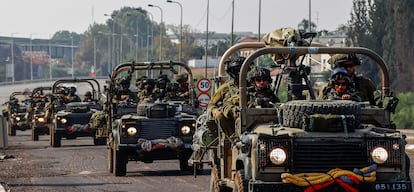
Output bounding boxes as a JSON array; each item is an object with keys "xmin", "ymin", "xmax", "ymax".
[
  {"xmin": 2, "ymin": 91, "xmax": 31, "ymax": 136},
  {"xmin": 191, "ymin": 30, "xmax": 411, "ymax": 191},
  {"xmin": 46, "ymin": 78, "xmax": 105, "ymax": 147},
  {"xmin": 26, "ymin": 86, "xmax": 52, "ymax": 141},
  {"xmin": 96, "ymin": 61, "xmax": 202, "ymax": 176}
]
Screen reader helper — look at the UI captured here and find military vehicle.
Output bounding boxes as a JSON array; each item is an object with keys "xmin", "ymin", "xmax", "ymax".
[
  {"xmin": 46, "ymin": 78, "xmax": 105, "ymax": 147},
  {"xmin": 2, "ymin": 91, "xmax": 31, "ymax": 136},
  {"xmin": 98, "ymin": 61, "xmax": 201, "ymax": 176},
  {"xmin": 191, "ymin": 29, "xmax": 411, "ymax": 192},
  {"xmin": 27, "ymin": 86, "xmax": 52, "ymax": 141}
]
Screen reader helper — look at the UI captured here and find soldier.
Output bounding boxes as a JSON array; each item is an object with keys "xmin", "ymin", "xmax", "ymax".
[
  {"xmin": 208, "ymin": 56, "xmax": 247, "ymax": 137},
  {"xmin": 65, "ymin": 87, "xmax": 81, "ymax": 102},
  {"xmin": 320, "ymin": 67, "xmax": 361, "ymax": 101},
  {"xmin": 113, "ymin": 77, "xmax": 138, "ymax": 103},
  {"xmin": 83, "ymin": 91, "xmax": 93, "ymax": 102},
  {"xmin": 137, "ymin": 78, "xmax": 159, "ymax": 103},
  {"xmin": 175, "ymin": 73, "xmax": 190, "ymax": 99},
  {"xmin": 247, "ymin": 67, "xmax": 280, "ymax": 108},
  {"xmin": 327, "ymin": 54, "xmax": 376, "ymax": 104},
  {"xmin": 162, "ymin": 83, "xmax": 182, "ymax": 101}
]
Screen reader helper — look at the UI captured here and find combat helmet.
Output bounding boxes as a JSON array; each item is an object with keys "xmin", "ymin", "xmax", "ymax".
[
  {"xmin": 328, "ymin": 54, "xmax": 361, "ymax": 69},
  {"xmin": 329, "ymin": 67, "xmax": 350, "ymax": 83},
  {"xmin": 248, "ymin": 67, "xmax": 272, "ymax": 83},
  {"xmin": 225, "ymin": 56, "xmax": 251, "ymax": 80}
]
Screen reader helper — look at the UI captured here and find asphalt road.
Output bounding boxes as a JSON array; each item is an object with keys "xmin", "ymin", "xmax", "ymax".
[{"xmin": 0, "ymin": 130, "xmax": 211, "ymax": 192}]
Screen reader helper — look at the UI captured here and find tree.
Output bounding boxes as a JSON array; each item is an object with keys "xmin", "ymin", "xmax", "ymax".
[{"xmin": 297, "ymin": 19, "xmax": 317, "ymax": 32}]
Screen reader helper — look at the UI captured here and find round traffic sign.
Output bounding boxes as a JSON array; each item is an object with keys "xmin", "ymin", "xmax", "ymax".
[
  {"xmin": 197, "ymin": 93, "xmax": 211, "ymax": 108},
  {"xmin": 196, "ymin": 78, "xmax": 212, "ymax": 93}
]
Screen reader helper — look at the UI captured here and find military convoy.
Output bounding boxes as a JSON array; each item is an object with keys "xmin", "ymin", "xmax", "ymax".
[
  {"xmin": 191, "ymin": 29, "xmax": 412, "ymax": 192},
  {"xmin": 94, "ymin": 61, "xmax": 202, "ymax": 176},
  {"xmin": 45, "ymin": 78, "xmax": 105, "ymax": 147}
]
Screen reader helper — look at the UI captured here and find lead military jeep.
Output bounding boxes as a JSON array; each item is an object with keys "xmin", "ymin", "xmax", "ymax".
[
  {"xmin": 101, "ymin": 61, "xmax": 201, "ymax": 176},
  {"xmin": 46, "ymin": 78, "xmax": 104, "ymax": 147},
  {"xmin": 191, "ymin": 33, "xmax": 411, "ymax": 191}
]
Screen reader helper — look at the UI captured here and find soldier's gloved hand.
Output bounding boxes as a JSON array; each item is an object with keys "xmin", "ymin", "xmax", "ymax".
[
  {"xmin": 212, "ymin": 108, "xmax": 223, "ymax": 120},
  {"xmin": 222, "ymin": 102, "xmax": 239, "ymax": 119}
]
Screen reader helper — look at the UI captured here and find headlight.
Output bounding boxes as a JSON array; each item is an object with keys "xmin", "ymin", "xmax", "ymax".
[
  {"xmin": 126, "ymin": 127, "xmax": 137, "ymax": 136},
  {"xmin": 269, "ymin": 147, "xmax": 287, "ymax": 165},
  {"xmin": 60, "ymin": 118, "xmax": 67, "ymax": 124},
  {"xmin": 37, "ymin": 117, "xmax": 45, "ymax": 122},
  {"xmin": 15, "ymin": 116, "xmax": 21, "ymax": 121},
  {"xmin": 181, "ymin": 125, "xmax": 191, "ymax": 135},
  {"xmin": 371, "ymin": 146, "xmax": 389, "ymax": 164}
]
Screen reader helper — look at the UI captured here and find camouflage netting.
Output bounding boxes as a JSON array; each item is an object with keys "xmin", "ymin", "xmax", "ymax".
[{"xmin": 262, "ymin": 27, "xmax": 310, "ymax": 64}]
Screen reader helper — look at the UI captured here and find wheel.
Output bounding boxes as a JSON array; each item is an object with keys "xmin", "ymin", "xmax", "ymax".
[
  {"xmin": 94, "ymin": 137, "xmax": 107, "ymax": 145},
  {"xmin": 7, "ymin": 120, "xmax": 12, "ymax": 136},
  {"xmin": 32, "ymin": 128, "xmax": 39, "ymax": 141},
  {"xmin": 209, "ymin": 165, "xmax": 231, "ymax": 192},
  {"xmin": 51, "ymin": 130, "xmax": 61, "ymax": 147},
  {"xmin": 233, "ymin": 171, "xmax": 247, "ymax": 192},
  {"xmin": 282, "ymin": 100, "xmax": 361, "ymax": 130},
  {"xmin": 113, "ymin": 146, "xmax": 127, "ymax": 176},
  {"xmin": 108, "ymin": 146, "xmax": 114, "ymax": 173},
  {"xmin": 10, "ymin": 125, "xmax": 17, "ymax": 136},
  {"xmin": 179, "ymin": 150, "xmax": 203, "ymax": 174}
]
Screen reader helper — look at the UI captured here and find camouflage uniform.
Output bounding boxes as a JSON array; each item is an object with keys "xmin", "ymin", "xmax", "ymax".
[
  {"xmin": 319, "ymin": 67, "xmax": 362, "ymax": 102},
  {"xmin": 327, "ymin": 54, "xmax": 376, "ymax": 104},
  {"xmin": 246, "ymin": 67, "xmax": 279, "ymax": 108}
]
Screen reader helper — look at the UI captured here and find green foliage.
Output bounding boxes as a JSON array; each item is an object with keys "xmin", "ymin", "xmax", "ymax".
[{"xmin": 392, "ymin": 92, "xmax": 414, "ymax": 129}]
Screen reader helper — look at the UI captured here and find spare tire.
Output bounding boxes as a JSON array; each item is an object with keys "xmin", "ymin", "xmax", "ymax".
[{"xmin": 281, "ymin": 100, "xmax": 361, "ymax": 130}]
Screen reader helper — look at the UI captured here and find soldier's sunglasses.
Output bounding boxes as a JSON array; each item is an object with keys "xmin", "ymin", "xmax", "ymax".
[
  {"xmin": 254, "ymin": 78, "xmax": 268, "ymax": 82},
  {"xmin": 334, "ymin": 82, "xmax": 347, "ymax": 86},
  {"xmin": 341, "ymin": 64, "xmax": 355, "ymax": 69}
]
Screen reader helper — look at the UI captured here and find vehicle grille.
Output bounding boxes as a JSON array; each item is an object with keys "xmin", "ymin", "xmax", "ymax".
[
  {"xmin": 291, "ymin": 140, "xmax": 368, "ymax": 173},
  {"xmin": 258, "ymin": 138, "xmax": 368, "ymax": 173},
  {"xmin": 66, "ymin": 114, "xmax": 93, "ymax": 124},
  {"xmin": 138, "ymin": 119, "xmax": 178, "ymax": 140}
]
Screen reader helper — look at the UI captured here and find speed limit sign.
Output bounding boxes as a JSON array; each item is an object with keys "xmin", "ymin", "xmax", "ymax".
[{"xmin": 197, "ymin": 78, "xmax": 212, "ymax": 93}]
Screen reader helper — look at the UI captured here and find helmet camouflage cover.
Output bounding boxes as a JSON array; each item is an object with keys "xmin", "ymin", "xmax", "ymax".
[
  {"xmin": 328, "ymin": 54, "xmax": 361, "ymax": 68},
  {"xmin": 248, "ymin": 67, "xmax": 272, "ymax": 83}
]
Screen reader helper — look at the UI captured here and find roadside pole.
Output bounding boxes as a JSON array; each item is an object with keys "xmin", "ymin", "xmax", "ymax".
[{"xmin": 0, "ymin": 115, "xmax": 7, "ymax": 154}]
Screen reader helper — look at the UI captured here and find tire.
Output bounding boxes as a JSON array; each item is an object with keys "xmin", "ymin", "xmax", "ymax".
[
  {"xmin": 108, "ymin": 146, "xmax": 114, "ymax": 173},
  {"xmin": 32, "ymin": 128, "xmax": 39, "ymax": 141},
  {"xmin": 94, "ymin": 137, "xmax": 107, "ymax": 145},
  {"xmin": 233, "ymin": 171, "xmax": 247, "ymax": 192},
  {"xmin": 113, "ymin": 147, "xmax": 127, "ymax": 176},
  {"xmin": 179, "ymin": 150, "xmax": 203, "ymax": 174},
  {"xmin": 7, "ymin": 121, "xmax": 12, "ymax": 136},
  {"xmin": 210, "ymin": 165, "xmax": 231, "ymax": 192},
  {"xmin": 51, "ymin": 130, "xmax": 62, "ymax": 147},
  {"xmin": 10, "ymin": 125, "xmax": 17, "ymax": 136},
  {"xmin": 282, "ymin": 100, "xmax": 361, "ymax": 129}
]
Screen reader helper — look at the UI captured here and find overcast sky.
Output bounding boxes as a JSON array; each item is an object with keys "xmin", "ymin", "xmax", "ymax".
[{"xmin": 0, "ymin": 0, "xmax": 353, "ymax": 39}]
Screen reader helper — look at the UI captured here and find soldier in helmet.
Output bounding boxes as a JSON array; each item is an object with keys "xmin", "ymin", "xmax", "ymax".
[
  {"xmin": 163, "ymin": 82, "xmax": 181, "ymax": 101},
  {"xmin": 138, "ymin": 78, "xmax": 158, "ymax": 103},
  {"xmin": 247, "ymin": 66, "xmax": 280, "ymax": 108},
  {"xmin": 320, "ymin": 67, "xmax": 361, "ymax": 101},
  {"xmin": 175, "ymin": 73, "xmax": 190, "ymax": 99},
  {"xmin": 208, "ymin": 56, "xmax": 248, "ymax": 137},
  {"xmin": 65, "ymin": 87, "xmax": 81, "ymax": 102},
  {"xmin": 113, "ymin": 76, "xmax": 138, "ymax": 103},
  {"xmin": 327, "ymin": 54, "xmax": 376, "ymax": 104},
  {"xmin": 83, "ymin": 91, "xmax": 93, "ymax": 102}
]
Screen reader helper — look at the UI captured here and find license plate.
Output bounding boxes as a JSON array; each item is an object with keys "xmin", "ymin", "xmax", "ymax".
[{"xmin": 374, "ymin": 183, "xmax": 410, "ymax": 191}]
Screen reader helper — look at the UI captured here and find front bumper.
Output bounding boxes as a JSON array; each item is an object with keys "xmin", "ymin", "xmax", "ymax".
[{"xmin": 248, "ymin": 180, "xmax": 412, "ymax": 192}]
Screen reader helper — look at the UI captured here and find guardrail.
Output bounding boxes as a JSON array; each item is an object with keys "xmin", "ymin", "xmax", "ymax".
[{"xmin": 0, "ymin": 76, "xmax": 108, "ymax": 87}]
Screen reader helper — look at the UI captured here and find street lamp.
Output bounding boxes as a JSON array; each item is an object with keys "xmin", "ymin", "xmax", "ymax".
[
  {"xmin": 98, "ymin": 31, "xmax": 111, "ymax": 74},
  {"xmin": 205, "ymin": 0, "xmax": 209, "ymax": 77},
  {"xmin": 49, "ymin": 34, "xmax": 52, "ymax": 81},
  {"xmin": 70, "ymin": 35, "xmax": 74, "ymax": 78},
  {"xmin": 148, "ymin": 4, "xmax": 163, "ymax": 61},
  {"xmin": 30, "ymin": 33, "xmax": 36, "ymax": 81},
  {"xmin": 166, "ymin": 0, "xmax": 183, "ymax": 62},
  {"xmin": 104, "ymin": 13, "xmax": 117, "ymax": 70},
  {"xmin": 146, "ymin": 11, "xmax": 154, "ymax": 62},
  {"xmin": 11, "ymin": 32, "xmax": 18, "ymax": 83},
  {"xmin": 258, "ymin": 0, "xmax": 261, "ymax": 41}
]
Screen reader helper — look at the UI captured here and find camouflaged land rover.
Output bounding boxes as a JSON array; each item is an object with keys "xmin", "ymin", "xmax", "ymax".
[
  {"xmin": 99, "ymin": 61, "xmax": 202, "ymax": 176},
  {"xmin": 27, "ymin": 86, "xmax": 52, "ymax": 141},
  {"xmin": 3, "ymin": 91, "xmax": 31, "ymax": 136},
  {"xmin": 46, "ymin": 78, "xmax": 104, "ymax": 147},
  {"xmin": 191, "ymin": 29, "xmax": 411, "ymax": 192}
]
